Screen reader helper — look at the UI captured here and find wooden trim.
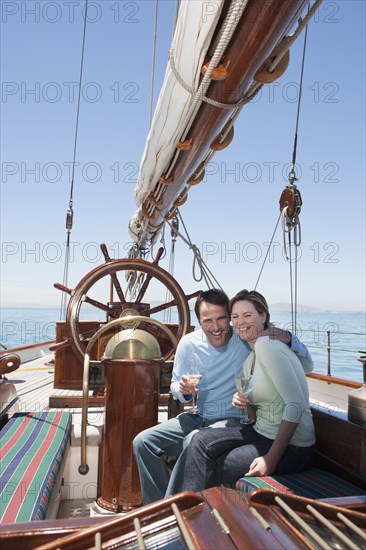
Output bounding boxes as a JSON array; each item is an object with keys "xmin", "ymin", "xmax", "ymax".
[
  {"xmin": 0, "ymin": 516, "xmax": 109, "ymax": 549},
  {"xmin": 307, "ymin": 372, "xmax": 362, "ymax": 389},
  {"xmin": 48, "ymin": 395, "xmax": 104, "ymax": 408}
]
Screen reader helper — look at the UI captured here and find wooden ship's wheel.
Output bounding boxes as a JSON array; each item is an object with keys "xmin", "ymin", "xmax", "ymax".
[
  {"xmin": 52, "ymin": 245, "xmax": 201, "ymax": 383},
  {"xmin": 54, "ymin": 245, "xmax": 198, "ymax": 364}
]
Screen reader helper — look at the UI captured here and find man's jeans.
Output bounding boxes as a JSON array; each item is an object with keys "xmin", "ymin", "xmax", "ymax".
[{"xmin": 133, "ymin": 413, "xmax": 240, "ymax": 504}]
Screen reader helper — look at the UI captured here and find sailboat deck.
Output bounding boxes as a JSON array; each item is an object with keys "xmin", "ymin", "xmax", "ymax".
[
  {"xmin": 5, "ymin": 353, "xmax": 170, "ymax": 422},
  {"xmin": 8, "ymin": 355, "xmax": 56, "ymax": 412},
  {"xmin": 6, "ymin": 354, "xmax": 96, "ymax": 415}
]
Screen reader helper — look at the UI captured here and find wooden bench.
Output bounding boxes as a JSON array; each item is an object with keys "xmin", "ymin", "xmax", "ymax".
[
  {"xmin": 0, "ymin": 410, "xmax": 71, "ymax": 523},
  {"xmin": 235, "ymin": 406, "xmax": 366, "ymax": 500}
]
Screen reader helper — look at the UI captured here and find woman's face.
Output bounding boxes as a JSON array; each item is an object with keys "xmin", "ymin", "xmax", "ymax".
[{"xmin": 231, "ymin": 299, "xmax": 266, "ymax": 345}]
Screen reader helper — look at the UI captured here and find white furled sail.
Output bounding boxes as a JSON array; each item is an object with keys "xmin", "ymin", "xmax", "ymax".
[{"xmin": 129, "ymin": 0, "xmax": 225, "ymax": 245}]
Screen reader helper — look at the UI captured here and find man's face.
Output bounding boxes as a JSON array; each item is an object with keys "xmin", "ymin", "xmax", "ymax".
[{"xmin": 198, "ymin": 301, "xmax": 231, "ymax": 348}]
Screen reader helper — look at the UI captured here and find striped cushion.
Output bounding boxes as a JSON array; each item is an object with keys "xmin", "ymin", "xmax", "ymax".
[
  {"xmin": 235, "ymin": 468, "xmax": 365, "ymax": 499},
  {"xmin": 0, "ymin": 410, "xmax": 71, "ymax": 523}
]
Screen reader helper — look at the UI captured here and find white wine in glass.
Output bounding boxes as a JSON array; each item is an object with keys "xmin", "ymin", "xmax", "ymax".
[
  {"xmin": 186, "ymin": 354, "xmax": 202, "ymax": 414},
  {"xmin": 235, "ymin": 376, "xmax": 253, "ymax": 424}
]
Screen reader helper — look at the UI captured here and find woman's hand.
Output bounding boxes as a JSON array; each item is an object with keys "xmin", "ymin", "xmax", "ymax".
[
  {"xmin": 245, "ymin": 420, "xmax": 298, "ymax": 476},
  {"xmin": 245, "ymin": 455, "xmax": 275, "ymax": 477},
  {"xmin": 232, "ymin": 391, "xmax": 250, "ymax": 409}
]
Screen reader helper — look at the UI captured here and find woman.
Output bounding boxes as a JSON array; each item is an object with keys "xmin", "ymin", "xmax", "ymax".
[{"xmin": 181, "ymin": 289, "xmax": 316, "ymax": 492}]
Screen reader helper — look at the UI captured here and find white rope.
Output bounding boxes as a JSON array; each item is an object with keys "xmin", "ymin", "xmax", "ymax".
[
  {"xmin": 277, "ymin": 0, "xmax": 318, "ymax": 333},
  {"xmin": 180, "ymin": 0, "xmax": 249, "ymax": 139},
  {"xmin": 165, "ymin": 0, "xmax": 249, "ymax": 180},
  {"xmin": 281, "ymin": 206, "xmax": 301, "ymax": 258},
  {"xmin": 168, "ymin": 48, "xmax": 243, "ymax": 110}
]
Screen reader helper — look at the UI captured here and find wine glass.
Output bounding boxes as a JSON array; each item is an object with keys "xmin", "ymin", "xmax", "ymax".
[
  {"xmin": 234, "ymin": 362, "xmax": 253, "ymax": 424},
  {"xmin": 186, "ymin": 354, "xmax": 202, "ymax": 414}
]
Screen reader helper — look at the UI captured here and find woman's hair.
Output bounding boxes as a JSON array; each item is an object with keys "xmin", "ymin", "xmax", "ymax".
[{"xmin": 229, "ymin": 289, "xmax": 270, "ymax": 329}]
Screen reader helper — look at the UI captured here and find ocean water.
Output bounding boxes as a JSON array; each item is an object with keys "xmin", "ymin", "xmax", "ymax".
[
  {"xmin": 271, "ymin": 311, "xmax": 366, "ymax": 382},
  {"xmin": 0, "ymin": 308, "xmax": 365, "ymax": 382}
]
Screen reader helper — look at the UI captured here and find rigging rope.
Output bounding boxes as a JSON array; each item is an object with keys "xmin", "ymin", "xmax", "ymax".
[
  {"xmin": 253, "ymin": 4, "xmax": 319, "ymax": 335},
  {"xmin": 284, "ymin": 18, "xmax": 308, "ymax": 334},
  {"xmin": 59, "ymin": 0, "xmax": 89, "ymax": 320},
  {"xmin": 282, "ymin": 15, "xmax": 310, "ymax": 334},
  {"xmin": 267, "ymin": 0, "xmax": 323, "ymax": 74},
  {"xmin": 166, "ymin": 210, "xmax": 223, "ymax": 290},
  {"xmin": 254, "ymin": 212, "xmax": 282, "ymax": 291},
  {"xmin": 149, "ymin": 0, "xmax": 159, "ymax": 128},
  {"xmin": 163, "ymin": 216, "xmax": 179, "ymax": 324},
  {"xmin": 289, "ymin": 13, "xmax": 309, "ymax": 183}
]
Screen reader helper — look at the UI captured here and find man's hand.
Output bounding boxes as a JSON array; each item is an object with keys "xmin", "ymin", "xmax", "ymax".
[
  {"xmin": 259, "ymin": 326, "xmax": 291, "ymax": 345},
  {"xmin": 179, "ymin": 374, "xmax": 202, "ymax": 395}
]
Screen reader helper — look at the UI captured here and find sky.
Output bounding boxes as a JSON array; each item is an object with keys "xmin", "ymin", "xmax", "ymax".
[{"xmin": 0, "ymin": 0, "xmax": 365, "ymax": 313}]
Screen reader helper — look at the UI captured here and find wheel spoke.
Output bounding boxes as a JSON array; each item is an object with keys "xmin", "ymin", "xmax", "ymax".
[
  {"xmin": 49, "ymin": 339, "xmax": 70, "ymax": 351},
  {"xmin": 185, "ymin": 290, "xmax": 202, "ymax": 302},
  {"xmin": 149, "ymin": 299, "xmax": 176, "ymax": 315},
  {"xmin": 149, "ymin": 290, "xmax": 201, "ymax": 315},
  {"xmin": 100, "ymin": 244, "xmax": 126, "ymax": 304},
  {"xmin": 54, "ymin": 282, "xmax": 73, "ymax": 295},
  {"xmin": 83, "ymin": 295, "xmax": 119, "ymax": 318},
  {"xmin": 135, "ymin": 247, "xmax": 165, "ymax": 304},
  {"xmin": 109, "ymin": 272, "xmax": 127, "ymax": 304},
  {"xmin": 78, "ymin": 326, "xmax": 102, "ymax": 341},
  {"xmin": 135, "ymin": 274, "xmax": 153, "ymax": 304}
]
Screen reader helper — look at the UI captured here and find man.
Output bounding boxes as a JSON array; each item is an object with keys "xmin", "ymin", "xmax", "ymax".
[{"xmin": 133, "ymin": 289, "xmax": 313, "ymax": 504}]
